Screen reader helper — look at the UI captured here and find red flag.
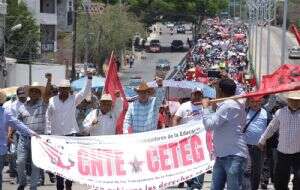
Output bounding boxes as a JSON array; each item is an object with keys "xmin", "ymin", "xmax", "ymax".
[
  {"xmin": 242, "ymin": 64, "xmax": 300, "ymax": 98},
  {"xmin": 104, "ymin": 52, "xmax": 128, "ymax": 134}
]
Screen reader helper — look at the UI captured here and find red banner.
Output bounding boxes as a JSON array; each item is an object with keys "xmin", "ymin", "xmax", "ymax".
[
  {"xmin": 104, "ymin": 52, "xmax": 128, "ymax": 134},
  {"xmin": 243, "ymin": 64, "xmax": 300, "ymax": 98}
]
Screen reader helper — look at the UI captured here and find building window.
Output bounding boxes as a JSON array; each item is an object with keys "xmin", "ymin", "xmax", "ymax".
[
  {"xmin": 67, "ymin": 11, "xmax": 73, "ymax": 25},
  {"xmin": 41, "ymin": 25, "xmax": 55, "ymax": 52},
  {"xmin": 69, "ymin": 1, "xmax": 73, "ymax": 10},
  {"xmin": 40, "ymin": 0, "xmax": 55, "ymax": 13}
]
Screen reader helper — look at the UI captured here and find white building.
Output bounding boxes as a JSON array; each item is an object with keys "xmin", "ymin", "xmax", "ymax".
[
  {"xmin": 24, "ymin": 0, "xmax": 57, "ymax": 53},
  {"xmin": 24, "ymin": 0, "xmax": 74, "ymax": 53}
]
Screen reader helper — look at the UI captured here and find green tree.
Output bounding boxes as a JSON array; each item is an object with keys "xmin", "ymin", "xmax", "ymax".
[
  {"xmin": 6, "ymin": 0, "xmax": 40, "ymax": 63},
  {"xmin": 76, "ymin": 4, "xmax": 145, "ymax": 73},
  {"xmin": 94, "ymin": 0, "xmax": 228, "ymax": 27},
  {"xmin": 127, "ymin": 0, "xmax": 228, "ymax": 26}
]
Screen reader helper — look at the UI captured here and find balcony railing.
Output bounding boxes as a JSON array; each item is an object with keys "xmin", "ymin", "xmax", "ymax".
[{"xmin": 41, "ymin": 43, "xmax": 54, "ymax": 52}]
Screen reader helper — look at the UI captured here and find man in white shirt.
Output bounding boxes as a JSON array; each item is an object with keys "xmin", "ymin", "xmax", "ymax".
[
  {"xmin": 258, "ymin": 90, "xmax": 300, "ymax": 190},
  {"xmin": 83, "ymin": 91, "xmax": 123, "ymax": 136},
  {"xmin": 173, "ymin": 87, "xmax": 204, "ymax": 125},
  {"xmin": 4, "ymin": 87, "xmax": 27, "ymax": 180},
  {"xmin": 46, "ymin": 73, "xmax": 92, "ymax": 190},
  {"xmin": 173, "ymin": 87, "xmax": 205, "ymax": 189}
]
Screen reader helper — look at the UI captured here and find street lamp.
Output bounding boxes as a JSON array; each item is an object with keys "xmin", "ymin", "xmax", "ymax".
[
  {"xmin": 1, "ymin": 23, "xmax": 23, "ymax": 87},
  {"xmin": 10, "ymin": 23, "xmax": 22, "ymax": 31},
  {"xmin": 281, "ymin": 0, "xmax": 288, "ymax": 65}
]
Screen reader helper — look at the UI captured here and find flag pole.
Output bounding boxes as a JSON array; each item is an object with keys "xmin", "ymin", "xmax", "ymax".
[
  {"xmin": 207, "ymin": 85, "xmax": 300, "ymax": 104},
  {"xmin": 107, "ymin": 51, "xmax": 114, "ymax": 72},
  {"xmin": 102, "ymin": 51, "xmax": 115, "ymax": 95}
]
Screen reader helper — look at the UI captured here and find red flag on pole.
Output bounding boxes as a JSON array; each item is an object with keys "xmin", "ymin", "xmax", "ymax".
[
  {"xmin": 104, "ymin": 52, "xmax": 128, "ymax": 134},
  {"xmin": 242, "ymin": 64, "xmax": 300, "ymax": 98}
]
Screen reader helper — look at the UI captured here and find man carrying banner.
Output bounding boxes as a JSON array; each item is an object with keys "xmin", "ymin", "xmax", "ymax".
[
  {"xmin": 46, "ymin": 73, "xmax": 92, "ymax": 190},
  {"xmin": 123, "ymin": 77, "xmax": 165, "ymax": 133},
  {"xmin": 258, "ymin": 90, "xmax": 300, "ymax": 190},
  {"xmin": 0, "ymin": 91, "xmax": 38, "ymax": 190},
  {"xmin": 83, "ymin": 91, "xmax": 123, "ymax": 136},
  {"xmin": 202, "ymin": 78, "xmax": 248, "ymax": 190},
  {"xmin": 173, "ymin": 87, "xmax": 205, "ymax": 189},
  {"xmin": 16, "ymin": 82, "xmax": 48, "ymax": 190}
]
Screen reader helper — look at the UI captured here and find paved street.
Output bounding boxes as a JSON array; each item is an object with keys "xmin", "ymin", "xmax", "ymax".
[
  {"xmin": 3, "ymin": 23, "xmax": 295, "ymax": 190},
  {"xmin": 3, "ymin": 23, "xmax": 192, "ymax": 190},
  {"xmin": 120, "ymin": 23, "xmax": 192, "ymax": 83},
  {"xmin": 252, "ymin": 26, "xmax": 300, "ymax": 80}
]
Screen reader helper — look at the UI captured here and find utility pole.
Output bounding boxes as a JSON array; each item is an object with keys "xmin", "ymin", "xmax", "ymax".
[
  {"xmin": 29, "ymin": 44, "xmax": 32, "ymax": 85},
  {"xmin": 228, "ymin": 0, "xmax": 231, "ymax": 17},
  {"xmin": 234, "ymin": 0, "xmax": 236, "ymax": 18},
  {"xmin": 240, "ymin": 0, "xmax": 242, "ymax": 18},
  {"xmin": 280, "ymin": 0, "xmax": 288, "ymax": 65},
  {"xmin": 266, "ymin": 0, "xmax": 275, "ymax": 74},
  {"xmin": 83, "ymin": 0, "xmax": 91, "ymax": 74},
  {"xmin": 0, "ymin": 0, "xmax": 6, "ymax": 88},
  {"xmin": 71, "ymin": 0, "xmax": 78, "ymax": 81}
]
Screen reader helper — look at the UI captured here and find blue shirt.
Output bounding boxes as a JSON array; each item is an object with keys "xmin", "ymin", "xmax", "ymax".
[
  {"xmin": 0, "ymin": 106, "xmax": 32, "ymax": 155},
  {"xmin": 245, "ymin": 108, "xmax": 268, "ymax": 145},
  {"xmin": 123, "ymin": 88, "xmax": 165, "ymax": 133},
  {"xmin": 203, "ymin": 99, "xmax": 248, "ymax": 158}
]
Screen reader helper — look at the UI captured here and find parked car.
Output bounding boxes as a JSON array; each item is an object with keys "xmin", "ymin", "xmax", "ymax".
[
  {"xmin": 149, "ymin": 39, "xmax": 161, "ymax": 53},
  {"xmin": 156, "ymin": 59, "xmax": 171, "ymax": 71},
  {"xmin": 288, "ymin": 46, "xmax": 300, "ymax": 59},
  {"xmin": 177, "ymin": 25, "xmax": 186, "ymax": 34},
  {"xmin": 171, "ymin": 40, "xmax": 184, "ymax": 51},
  {"xmin": 166, "ymin": 22, "xmax": 175, "ymax": 28}
]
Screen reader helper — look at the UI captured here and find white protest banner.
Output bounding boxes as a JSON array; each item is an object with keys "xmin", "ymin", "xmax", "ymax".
[{"xmin": 32, "ymin": 121, "xmax": 214, "ymax": 190}]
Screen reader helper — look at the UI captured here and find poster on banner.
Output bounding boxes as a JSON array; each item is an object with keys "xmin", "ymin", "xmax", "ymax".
[{"xmin": 31, "ymin": 121, "xmax": 214, "ymax": 190}]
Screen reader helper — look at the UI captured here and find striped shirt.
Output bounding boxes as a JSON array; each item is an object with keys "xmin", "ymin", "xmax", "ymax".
[
  {"xmin": 123, "ymin": 88, "xmax": 165, "ymax": 133},
  {"xmin": 203, "ymin": 99, "xmax": 248, "ymax": 158},
  {"xmin": 18, "ymin": 99, "xmax": 47, "ymax": 134},
  {"xmin": 259, "ymin": 106, "xmax": 300, "ymax": 154}
]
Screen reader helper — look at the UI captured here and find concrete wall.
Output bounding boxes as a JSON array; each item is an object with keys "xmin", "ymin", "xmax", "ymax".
[{"xmin": 7, "ymin": 63, "xmax": 66, "ymax": 87}]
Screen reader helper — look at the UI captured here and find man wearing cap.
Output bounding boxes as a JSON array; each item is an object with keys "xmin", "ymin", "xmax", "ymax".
[
  {"xmin": 244, "ymin": 97, "xmax": 268, "ymax": 190},
  {"xmin": 46, "ymin": 73, "xmax": 92, "ymax": 190},
  {"xmin": 0, "ymin": 91, "xmax": 38, "ymax": 190},
  {"xmin": 173, "ymin": 87, "xmax": 205, "ymax": 189},
  {"xmin": 258, "ymin": 90, "xmax": 300, "ymax": 190},
  {"xmin": 123, "ymin": 77, "xmax": 165, "ymax": 133},
  {"xmin": 83, "ymin": 91, "xmax": 123, "ymax": 136},
  {"xmin": 16, "ymin": 82, "xmax": 48, "ymax": 190}
]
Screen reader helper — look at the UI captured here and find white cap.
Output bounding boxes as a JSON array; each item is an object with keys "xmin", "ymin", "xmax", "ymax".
[
  {"xmin": 192, "ymin": 87, "xmax": 203, "ymax": 93},
  {"xmin": 100, "ymin": 93, "xmax": 112, "ymax": 101},
  {"xmin": 58, "ymin": 79, "xmax": 71, "ymax": 88}
]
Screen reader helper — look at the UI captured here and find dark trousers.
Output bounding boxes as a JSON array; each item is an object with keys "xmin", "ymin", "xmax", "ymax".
[
  {"xmin": 56, "ymin": 133, "xmax": 76, "ymax": 190},
  {"xmin": 56, "ymin": 176, "xmax": 72, "ymax": 190},
  {"xmin": 247, "ymin": 145, "xmax": 264, "ymax": 190},
  {"xmin": 260, "ymin": 147, "xmax": 277, "ymax": 186},
  {"xmin": 274, "ymin": 151, "xmax": 300, "ymax": 190}
]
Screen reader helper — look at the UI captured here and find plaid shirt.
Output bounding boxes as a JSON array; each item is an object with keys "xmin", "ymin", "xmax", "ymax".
[
  {"xmin": 123, "ymin": 88, "xmax": 165, "ymax": 133},
  {"xmin": 18, "ymin": 99, "xmax": 47, "ymax": 134},
  {"xmin": 259, "ymin": 106, "xmax": 300, "ymax": 154}
]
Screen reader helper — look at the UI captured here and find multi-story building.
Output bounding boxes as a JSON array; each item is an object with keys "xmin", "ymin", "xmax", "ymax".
[
  {"xmin": 57, "ymin": 0, "xmax": 73, "ymax": 33},
  {"xmin": 24, "ymin": 0, "xmax": 74, "ymax": 54},
  {"xmin": 25, "ymin": 0, "xmax": 57, "ymax": 53}
]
